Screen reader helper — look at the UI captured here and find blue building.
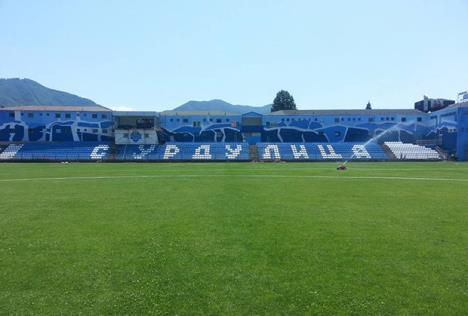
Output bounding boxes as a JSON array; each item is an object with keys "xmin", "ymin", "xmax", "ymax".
[{"xmin": 1, "ymin": 99, "xmax": 467, "ymax": 161}]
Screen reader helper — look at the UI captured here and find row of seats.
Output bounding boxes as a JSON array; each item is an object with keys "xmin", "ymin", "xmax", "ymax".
[
  {"xmin": 116, "ymin": 143, "xmax": 250, "ymax": 161},
  {"xmin": 0, "ymin": 142, "xmax": 110, "ymax": 160},
  {"xmin": 0, "ymin": 142, "xmax": 442, "ymax": 161},
  {"xmin": 0, "ymin": 144, "xmax": 24, "ymax": 160},
  {"xmin": 384, "ymin": 142, "xmax": 441, "ymax": 160},
  {"xmin": 257, "ymin": 142, "xmax": 389, "ymax": 160}
]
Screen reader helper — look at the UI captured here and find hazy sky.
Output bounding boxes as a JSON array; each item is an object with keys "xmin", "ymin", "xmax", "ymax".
[{"xmin": 1, "ymin": 0, "xmax": 467, "ymax": 111}]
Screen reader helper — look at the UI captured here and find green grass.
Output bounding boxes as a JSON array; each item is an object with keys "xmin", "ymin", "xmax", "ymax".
[{"xmin": 0, "ymin": 162, "xmax": 467, "ymax": 315}]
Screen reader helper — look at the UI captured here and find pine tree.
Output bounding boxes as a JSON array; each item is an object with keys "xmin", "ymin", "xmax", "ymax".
[{"xmin": 271, "ymin": 90, "xmax": 297, "ymax": 112}]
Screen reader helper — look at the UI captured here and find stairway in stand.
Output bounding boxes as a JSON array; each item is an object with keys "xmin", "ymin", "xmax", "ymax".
[
  {"xmin": 249, "ymin": 145, "xmax": 258, "ymax": 161},
  {"xmin": 434, "ymin": 146, "xmax": 449, "ymax": 160},
  {"xmin": 381, "ymin": 143, "xmax": 396, "ymax": 159}
]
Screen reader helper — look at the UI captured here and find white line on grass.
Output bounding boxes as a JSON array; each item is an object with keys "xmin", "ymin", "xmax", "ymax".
[
  {"xmin": 1, "ymin": 174, "xmax": 468, "ymax": 183},
  {"xmin": 86, "ymin": 167, "xmax": 468, "ymax": 173}
]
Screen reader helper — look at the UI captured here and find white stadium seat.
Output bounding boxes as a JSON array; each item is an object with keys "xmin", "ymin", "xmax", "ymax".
[{"xmin": 384, "ymin": 142, "xmax": 441, "ymax": 160}]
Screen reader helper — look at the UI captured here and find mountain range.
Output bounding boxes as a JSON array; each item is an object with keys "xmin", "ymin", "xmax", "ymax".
[
  {"xmin": 0, "ymin": 78, "xmax": 271, "ymax": 113},
  {"xmin": 0, "ymin": 78, "xmax": 97, "ymax": 108},
  {"xmin": 172, "ymin": 99, "xmax": 271, "ymax": 114}
]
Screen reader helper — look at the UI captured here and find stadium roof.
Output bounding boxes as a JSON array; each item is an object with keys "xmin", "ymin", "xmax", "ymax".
[
  {"xmin": 269, "ymin": 109, "xmax": 424, "ymax": 116},
  {"xmin": 445, "ymin": 101, "xmax": 468, "ymax": 109},
  {"xmin": 0, "ymin": 105, "xmax": 111, "ymax": 112},
  {"xmin": 161, "ymin": 111, "xmax": 238, "ymax": 116},
  {"xmin": 113, "ymin": 111, "xmax": 158, "ymax": 117}
]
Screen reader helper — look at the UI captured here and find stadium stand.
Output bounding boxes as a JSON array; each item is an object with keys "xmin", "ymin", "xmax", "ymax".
[
  {"xmin": 0, "ymin": 141, "xmax": 445, "ymax": 161},
  {"xmin": 257, "ymin": 143, "xmax": 389, "ymax": 161},
  {"xmin": 384, "ymin": 142, "xmax": 441, "ymax": 160},
  {"xmin": 1, "ymin": 98, "xmax": 468, "ymax": 160},
  {"xmin": 0, "ymin": 142, "xmax": 111, "ymax": 161},
  {"xmin": 116, "ymin": 143, "xmax": 250, "ymax": 161}
]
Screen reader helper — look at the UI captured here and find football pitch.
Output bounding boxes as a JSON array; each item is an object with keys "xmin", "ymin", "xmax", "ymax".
[{"xmin": 1, "ymin": 162, "xmax": 467, "ymax": 315}]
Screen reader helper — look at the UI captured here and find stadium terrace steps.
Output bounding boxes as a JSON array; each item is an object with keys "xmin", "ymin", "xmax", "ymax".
[
  {"xmin": 0, "ymin": 141, "xmax": 444, "ymax": 161},
  {"xmin": 384, "ymin": 142, "xmax": 442, "ymax": 160}
]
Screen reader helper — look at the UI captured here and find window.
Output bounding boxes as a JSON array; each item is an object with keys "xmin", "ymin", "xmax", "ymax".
[
  {"xmin": 9, "ymin": 112, "xmax": 14, "ymax": 118},
  {"xmin": 92, "ymin": 129, "xmax": 98, "ymax": 133},
  {"xmin": 40, "ymin": 113, "xmax": 43, "ymax": 116},
  {"xmin": 27, "ymin": 113, "xmax": 34, "ymax": 118},
  {"xmin": 102, "ymin": 114, "xmax": 107, "ymax": 119},
  {"xmin": 401, "ymin": 117, "xmax": 407, "ymax": 122},
  {"xmin": 182, "ymin": 118, "xmax": 188, "ymax": 123},
  {"xmin": 170, "ymin": 118, "xmax": 173, "ymax": 122},
  {"xmin": 390, "ymin": 117, "xmax": 394, "ymax": 121},
  {"xmin": 226, "ymin": 118, "xmax": 230, "ymax": 122},
  {"xmin": 216, "ymin": 119, "xmax": 222, "ymax": 123},
  {"xmin": 65, "ymin": 113, "xmax": 71, "ymax": 119},
  {"xmin": 92, "ymin": 114, "xmax": 98, "ymax": 119},
  {"xmin": 123, "ymin": 133, "xmax": 129, "ymax": 138},
  {"xmin": 102, "ymin": 129, "xmax": 108, "ymax": 134},
  {"xmin": 369, "ymin": 118, "xmax": 374, "ymax": 122},
  {"xmin": 46, "ymin": 113, "xmax": 50, "ymax": 116},
  {"xmin": 266, "ymin": 122, "xmax": 271, "ymax": 127},
  {"xmin": 335, "ymin": 118, "xmax": 339, "ymax": 123},
  {"xmin": 417, "ymin": 117, "xmax": 422, "ymax": 122},
  {"xmin": 176, "ymin": 119, "xmax": 180, "ymax": 122},
  {"xmin": 209, "ymin": 118, "xmax": 213, "ymax": 122},
  {"xmin": 203, "ymin": 118, "xmax": 207, "ymax": 122},
  {"xmin": 77, "ymin": 129, "xmax": 81, "ymax": 132},
  {"xmin": 55, "ymin": 113, "xmax": 61, "ymax": 118},
  {"xmin": 144, "ymin": 133, "xmax": 149, "ymax": 138},
  {"xmin": 76, "ymin": 113, "xmax": 80, "ymax": 117}
]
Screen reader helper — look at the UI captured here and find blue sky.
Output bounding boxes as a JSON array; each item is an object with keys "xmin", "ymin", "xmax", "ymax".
[{"xmin": 1, "ymin": 0, "xmax": 467, "ymax": 111}]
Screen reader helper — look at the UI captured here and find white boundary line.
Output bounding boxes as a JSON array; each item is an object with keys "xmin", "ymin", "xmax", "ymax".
[{"xmin": 0, "ymin": 174, "xmax": 467, "ymax": 183}]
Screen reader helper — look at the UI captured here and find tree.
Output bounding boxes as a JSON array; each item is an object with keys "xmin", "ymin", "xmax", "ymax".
[
  {"xmin": 271, "ymin": 90, "xmax": 297, "ymax": 112},
  {"xmin": 365, "ymin": 101, "xmax": 372, "ymax": 110}
]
